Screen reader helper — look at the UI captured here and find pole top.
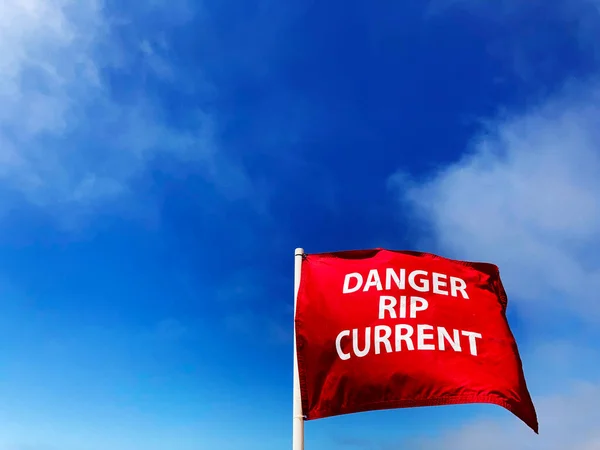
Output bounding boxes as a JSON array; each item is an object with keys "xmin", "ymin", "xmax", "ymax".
[{"xmin": 295, "ymin": 248, "xmax": 305, "ymax": 256}]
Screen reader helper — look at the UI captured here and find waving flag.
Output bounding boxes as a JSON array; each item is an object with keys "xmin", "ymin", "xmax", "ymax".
[{"xmin": 293, "ymin": 248, "xmax": 538, "ymax": 437}]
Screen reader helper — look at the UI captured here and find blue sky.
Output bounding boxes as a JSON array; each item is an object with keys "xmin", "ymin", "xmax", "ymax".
[{"xmin": 1, "ymin": 0, "xmax": 600, "ymax": 449}]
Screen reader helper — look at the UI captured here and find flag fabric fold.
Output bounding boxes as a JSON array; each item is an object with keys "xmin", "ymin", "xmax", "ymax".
[{"xmin": 294, "ymin": 248, "xmax": 538, "ymax": 433}]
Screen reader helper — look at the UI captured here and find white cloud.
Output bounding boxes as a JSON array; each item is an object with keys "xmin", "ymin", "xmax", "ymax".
[
  {"xmin": 391, "ymin": 79, "xmax": 600, "ymax": 321},
  {"xmin": 0, "ymin": 0, "xmax": 249, "ymax": 220}
]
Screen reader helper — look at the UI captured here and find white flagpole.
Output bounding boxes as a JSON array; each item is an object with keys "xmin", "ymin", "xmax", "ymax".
[{"xmin": 293, "ymin": 248, "xmax": 305, "ymax": 450}]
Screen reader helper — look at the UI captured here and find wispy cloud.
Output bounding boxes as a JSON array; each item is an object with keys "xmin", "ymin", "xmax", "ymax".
[
  {"xmin": 0, "ymin": 0, "xmax": 251, "ymax": 223},
  {"xmin": 391, "ymin": 79, "xmax": 600, "ymax": 322}
]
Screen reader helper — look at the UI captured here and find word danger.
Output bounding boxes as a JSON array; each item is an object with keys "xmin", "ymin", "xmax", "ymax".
[{"xmin": 342, "ymin": 268, "xmax": 469, "ymax": 299}]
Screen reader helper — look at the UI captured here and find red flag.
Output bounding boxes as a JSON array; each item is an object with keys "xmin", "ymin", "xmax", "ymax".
[{"xmin": 295, "ymin": 248, "xmax": 538, "ymax": 433}]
